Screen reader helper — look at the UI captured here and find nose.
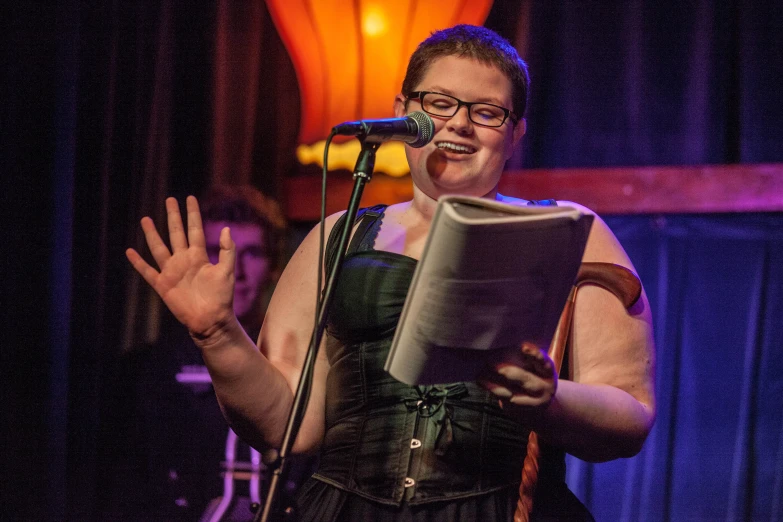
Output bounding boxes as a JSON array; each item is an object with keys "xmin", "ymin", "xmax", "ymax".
[
  {"xmin": 446, "ymin": 104, "xmax": 473, "ymax": 134},
  {"xmin": 235, "ymin": 254, "xmax": 246, "ymax": 280}
]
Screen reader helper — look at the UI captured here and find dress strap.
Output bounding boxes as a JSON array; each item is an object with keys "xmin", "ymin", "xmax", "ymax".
[
  {"xmin": 324, "ymin": 204, "xmax": 388, "ymax": 275},
  {"xmin": 350, "ymin": 206, "xmax": 385, "ymax": 253},
  {"xmin": 527, "ymin": 198, "xmax": 558, "ymax": 206}
]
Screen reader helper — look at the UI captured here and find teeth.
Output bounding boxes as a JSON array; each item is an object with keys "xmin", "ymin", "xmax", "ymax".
[{"xmin": 436, "ymin": 142, "xmax": 475, "ymax": 153}]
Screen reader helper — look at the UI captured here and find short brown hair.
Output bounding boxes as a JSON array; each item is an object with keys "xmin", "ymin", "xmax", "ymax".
[
  {"xmin": 401, "ymin": 24, "xmax": 530, "ymax": 121},
  {"xmin": 200, "ymin": 184, "xmax": 287, "ymax": 273}
]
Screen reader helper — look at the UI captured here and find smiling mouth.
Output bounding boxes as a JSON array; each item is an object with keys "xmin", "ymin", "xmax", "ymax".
[{"xmin": 435, "ymin": 141, "xmax": 476, "ymax": 154}]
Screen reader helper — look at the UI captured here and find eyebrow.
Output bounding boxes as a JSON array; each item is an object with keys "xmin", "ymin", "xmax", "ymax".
[{"xmin": 423, "ymin": 86, "xmax": 508, "ymax": 107}]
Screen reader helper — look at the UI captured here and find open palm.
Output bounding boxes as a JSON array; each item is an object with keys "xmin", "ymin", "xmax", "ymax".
[{"xmin": 126, "ymin": 196, "xmax": 237, "ymax": 337}]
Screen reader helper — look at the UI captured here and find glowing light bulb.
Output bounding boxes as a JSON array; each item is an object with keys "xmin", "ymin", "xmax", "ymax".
[{"xmin": 362, "ymin": 9, "xmax": 387, "ymax": 37}]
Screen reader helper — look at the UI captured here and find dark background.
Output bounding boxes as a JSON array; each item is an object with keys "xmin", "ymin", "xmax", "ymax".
[{"xmin": 2, "ymin": 1, "xmax": 782, "ymax": 520}]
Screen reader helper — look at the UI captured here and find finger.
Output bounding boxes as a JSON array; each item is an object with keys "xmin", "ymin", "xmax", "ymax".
[
  {"xmin": 525, "ymin": 356, "xmax": 555, "ymax": 379},
  {"xmin": 492, "ymin": 356, "xmax": 554, "ymax": 381},
  {"xmin": 218, "ymin": 226, "xmax": 236, "ymax": 276},
  {"xmin": 507, "ymin": 394, "xmax": 550, "ymax": 408},
  {"xmin": 485, "ymin": 375, "xmax": 554, "ymax": 406},
  {"xmin": 493, "ymin": 366, "xmax": 552, "ymax": 397},
  {"xmin": 477, "ymin": 377, "xmax": 513, "ymax": 397},
  {"xmin": 512, "ymin": 342, "xmax": 556, "ymax": 378},
  {"xmin": 185, "ymin": 196, "xmax": 206, "ymax": 249},
  {"xmin": 521, "ymin": 341, "xmax": 545, "ymax": 358},
  {"xmin": 126, "ymin": 248, "xmax": 160, "ymax": 288},
  {"xmin": 481, "ymin": 371, "xmax": 554, "ymax": 410},
  {"xmin": 166, "ymin": 197, "xmax": 188, "ymax": 253},
  {"xmin": 140, "ymin": 216, "xmax": 172, "ymax": 269},
  {"xmin": 480, "ymin": 376, "xmax": 550, "ymax": 411}
]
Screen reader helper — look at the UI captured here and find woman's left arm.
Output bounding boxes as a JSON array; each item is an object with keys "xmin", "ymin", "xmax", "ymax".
[{"xmin": 481, "ymin": 204, "xmax": 656, "ymax": 462}]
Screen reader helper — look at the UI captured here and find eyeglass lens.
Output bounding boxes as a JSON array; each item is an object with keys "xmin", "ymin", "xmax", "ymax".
[{"xmin": 420, "ymin": 92, "xmax": 508, "ymax": 127}]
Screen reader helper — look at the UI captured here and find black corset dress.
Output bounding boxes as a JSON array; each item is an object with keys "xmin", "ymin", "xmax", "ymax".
[{"xmin": 294, "ymin": 205, "xmax": 593, "ymax": 522}]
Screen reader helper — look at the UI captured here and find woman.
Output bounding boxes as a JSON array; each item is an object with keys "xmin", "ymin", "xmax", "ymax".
[{"xmin": 127, "ymin": 25, "xmax": 655, "ymax": 521}]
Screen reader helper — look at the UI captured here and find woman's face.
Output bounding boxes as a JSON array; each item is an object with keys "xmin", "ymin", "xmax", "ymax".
[{"xmin": 394, "ymin": 55, "xmax": 525, "ymax": 199}]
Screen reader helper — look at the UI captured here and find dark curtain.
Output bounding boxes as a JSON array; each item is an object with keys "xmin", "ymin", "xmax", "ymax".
[
  {"xmin": 2, "ymin": 1, "xmax": 782, "ymax": 520},
  {"xmin": 2, "ymin": 1, "xmax": 293, "ymax": 519},
  {"xmin": 510, "ymin": 0, "xmax": 783, "ymax": 169},
  {"xmin": 569, "ymin": 213, "xmax": 783, "ymax": 521}
]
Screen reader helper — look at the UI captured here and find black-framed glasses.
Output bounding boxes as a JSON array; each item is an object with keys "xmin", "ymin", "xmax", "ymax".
[{"xmin": 407, "ymin": 91, "xmax": 518, "ymax": 128}]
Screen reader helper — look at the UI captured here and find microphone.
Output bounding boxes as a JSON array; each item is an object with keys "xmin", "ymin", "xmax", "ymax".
[{"xmin": 332, "ymin": 111, "xmax": 434, "ymax": 148}]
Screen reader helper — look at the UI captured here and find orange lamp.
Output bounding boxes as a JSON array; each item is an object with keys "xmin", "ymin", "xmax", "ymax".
[{"xmin": 265, "ymin": 0, "xmax": 494, "ymax": 176}]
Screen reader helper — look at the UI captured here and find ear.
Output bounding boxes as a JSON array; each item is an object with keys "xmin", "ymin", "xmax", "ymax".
[
  {"xmin": 393, "ymin": 94, "xmax": 407, "ymax": 118},
  {"xmin": 504, "ymin": 118, "xmax": 526, "ymax": 161},
  {"xmin": 512, "ymin": 118, "xmax": 527, "ymax": 147}
]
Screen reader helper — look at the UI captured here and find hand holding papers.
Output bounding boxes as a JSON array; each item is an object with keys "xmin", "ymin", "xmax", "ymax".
[{"xmin": 384, "ymin": 196, "xmax": 593, "ymax": 385}]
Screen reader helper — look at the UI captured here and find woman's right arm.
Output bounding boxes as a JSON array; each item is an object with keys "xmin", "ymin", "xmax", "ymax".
[
  {"xmin": 228, "ymin": 210, "xmax": 344, "ymax": 454},
  {"xmin": 126, "ymin": 196, "xmax": 339, "ymax": 454}
]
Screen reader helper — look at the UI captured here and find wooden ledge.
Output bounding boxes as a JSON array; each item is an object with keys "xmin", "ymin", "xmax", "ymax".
[{"xmin": 283, "ymin": 163, "xmax": 783, "ymax": 221}]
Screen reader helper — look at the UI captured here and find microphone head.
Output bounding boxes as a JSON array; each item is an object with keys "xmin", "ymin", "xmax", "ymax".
[{"xmin": 407, "ymin": 111, "xmax": 435, "ymax": 148}]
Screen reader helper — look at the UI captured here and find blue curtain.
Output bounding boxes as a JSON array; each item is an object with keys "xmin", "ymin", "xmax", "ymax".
[{"xmin": 566, "ymin": 213, "xmax": 783, "ymax": 521}]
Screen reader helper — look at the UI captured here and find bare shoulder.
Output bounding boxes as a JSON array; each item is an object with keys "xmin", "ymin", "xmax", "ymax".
[
  {"xmin": 256, "ymin": 213, "xmax": 346, "ymax": 453},
  {"xmin": 560, "ymin": 200, "xmax": 655, "ymax": 410},
  {"xmin": 272, "ymin": 211, "xmax": 345, "ymax": 292},
  {"xmin": 380, "ymin": 201, "xmax": 412, "ymax": 221},
  {"xmin": 260, "ymin": 211, "xmax": 345, "ymax": 360},
  {"xmin": 556, "ymin": 200, "xmax": 636, "ymax": 270},
  {"xmin": 296, "ymin": 210, "xmax": 348, "ymax": 257}
]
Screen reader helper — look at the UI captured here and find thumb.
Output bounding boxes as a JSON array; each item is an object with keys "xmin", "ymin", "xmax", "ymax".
[
  {"xmin": 521, "ymin": 341, "xmax": 544, "ymax": 357},
  {"xmin": 218, "ymin": 226, "xmax": 236, "ymax": 275}
]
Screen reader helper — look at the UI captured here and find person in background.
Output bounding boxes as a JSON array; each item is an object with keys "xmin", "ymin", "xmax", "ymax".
[
  {"xmin": 119, "ymin": 184, "xmax": 312, "ymax": 521},
  {"xmin": 200, "ymin": 184, "xmax": 287, "ymax": 339},
  {"xmin": 127, "ymin": 26, "xmax": 655, "ymax": 521}
]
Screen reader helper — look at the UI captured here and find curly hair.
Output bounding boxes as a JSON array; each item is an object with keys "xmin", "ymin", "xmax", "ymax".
[{"xmin": 199, "ymin": 184, "xmax": 287, "ymax": 274}]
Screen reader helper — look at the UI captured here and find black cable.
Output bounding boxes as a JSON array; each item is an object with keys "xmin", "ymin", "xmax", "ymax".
[{"xmin": 316, "ymin": 131, "xmax": 336, "ymax": 324}]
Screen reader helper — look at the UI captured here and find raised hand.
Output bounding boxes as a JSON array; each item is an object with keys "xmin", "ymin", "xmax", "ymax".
[{"xmin": 126, "ymin": 196, "xmax": 237, "ymax": 339}]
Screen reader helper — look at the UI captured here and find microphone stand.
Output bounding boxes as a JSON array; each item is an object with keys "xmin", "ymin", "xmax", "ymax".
[{"xmin": 253, "ymin": 139, "xmax": 382, "ymax": 522}]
